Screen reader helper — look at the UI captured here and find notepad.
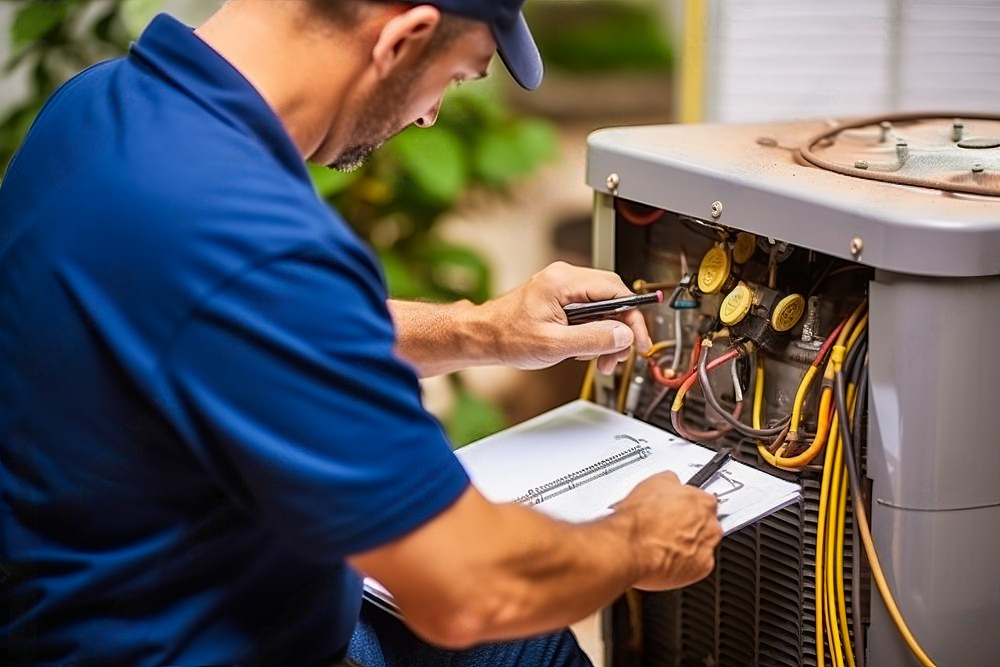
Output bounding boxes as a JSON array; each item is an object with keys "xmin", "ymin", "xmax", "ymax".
[{"xmin": 363, "ymin": 399, "xmax": 801, "ymax": 617}]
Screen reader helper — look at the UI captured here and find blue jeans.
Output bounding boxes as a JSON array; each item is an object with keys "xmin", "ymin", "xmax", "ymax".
[{"xmin": 346, "ymin": 601, "xmax": 595, "ymax": 667}]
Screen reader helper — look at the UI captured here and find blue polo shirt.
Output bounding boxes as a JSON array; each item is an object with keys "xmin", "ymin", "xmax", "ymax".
[{"xmin": 0, "ymin": 14, "xmax": 470, "ymax": 666}]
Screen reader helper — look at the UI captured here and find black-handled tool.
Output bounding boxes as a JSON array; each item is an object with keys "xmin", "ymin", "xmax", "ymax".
[
  {"xmin": 563, "ymin": 290, "xmax": 663, "ymax": 325},
  {"xmin": 686, "ymin": 448, "xmax": 732, "ymax": 489}
]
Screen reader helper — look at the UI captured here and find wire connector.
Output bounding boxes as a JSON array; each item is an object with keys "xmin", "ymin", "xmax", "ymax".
[{"xmin": 831, "ymin": 344, "xmax": 847, "ymax": 372}]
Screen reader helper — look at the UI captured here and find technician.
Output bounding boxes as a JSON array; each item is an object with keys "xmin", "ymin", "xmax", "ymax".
[{"xmin": 0, "ymin": 1, "xmax": 723, "ymax": 666}]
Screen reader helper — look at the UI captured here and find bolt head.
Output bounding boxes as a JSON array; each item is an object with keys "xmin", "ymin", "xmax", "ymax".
[
  {"xmin": 606, "ymin": 173, "xmax": 620, "ymax": 192},
  {"xmin": 972, "ymin": 164, "xmax": 985, "ymax": 173},
  {"xmin": 710, "ymin": 201, "xmax": 723, "ymax": 218},
  {"xmin": 854, "ymin": 160, "xmax": 869, "ymax": 170},
  {"xmin": 850, "ymin": 237, "xmax": 864, "ymax": 256}
]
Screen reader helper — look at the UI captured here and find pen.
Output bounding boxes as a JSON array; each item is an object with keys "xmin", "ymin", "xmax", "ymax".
[
  {"xmin": 686, "ymin": 448, "xmax": 732, "ymax": 489},
  {"xmin": 563, "ymin": 290, "xmax": 663, "ymax": 325}
]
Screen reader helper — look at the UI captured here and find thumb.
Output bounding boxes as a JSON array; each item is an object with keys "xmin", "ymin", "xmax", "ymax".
[{"xmin": 561, "ymin": 320, "xmax": 634, "ymax": 359}]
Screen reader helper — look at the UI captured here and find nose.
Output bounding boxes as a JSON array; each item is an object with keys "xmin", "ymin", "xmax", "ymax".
[{"xmin": 415, "ymin": 104, "xmax": 440, "ymax": 128}]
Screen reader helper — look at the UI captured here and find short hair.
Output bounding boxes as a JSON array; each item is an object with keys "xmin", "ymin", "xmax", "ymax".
[{"xmin": 305, "ymin": 0, "xmax": 470, "ymax": 54}]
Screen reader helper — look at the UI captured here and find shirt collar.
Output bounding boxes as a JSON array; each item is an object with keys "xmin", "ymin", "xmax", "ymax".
[{"xmin": 130, "ymin": 14, "xmax": 308, "ymax": 181}]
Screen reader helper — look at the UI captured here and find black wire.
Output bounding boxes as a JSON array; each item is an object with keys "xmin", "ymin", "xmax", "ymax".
[
  {"xmin": 835, "ymin": 367, "xmax": 865, "ymax": 510},
  {"xmin": 678, "ymin": 216, "xmax": 727, "ymax": 242},
  {"xmin": 850, "ymin": 360, "xmax": 870, "ymax": 505},
  {"xmin": 698, "ymin": 344, "xmax": 789, "ymax": 437},
  {"xmin": 845, "ymin": 334, "xmax": 868, "ymax": 381}
]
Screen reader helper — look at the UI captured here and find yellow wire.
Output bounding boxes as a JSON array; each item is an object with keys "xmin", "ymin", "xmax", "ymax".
[
  {"xmin": 855, "ymin": 494, "xmax": 937, "ymax": 666},
  {"xmin": 836, "ymin": 470, "xmax": 856, "ymax": 667},
  {"xmin": 826, "ymin": 421, "xmax": 846, "ymax": 667},
  {"xmin": 837, "ymin": 386, "xmax": 859, "ymax": 667},
  {"xmin": 845, "ymin": 313, "xmax": 869, "ymax": 353},
  {"xmin": 814, "ymin": 391, "xmax": 841, "ymax": 666},
  {"xmin": 827, "ymin": 383, "xmax": 858, "ymax": 667},
  {"xmin": 772, "ymin": 388, "xmax": 832, "ymax": 468},
  {"xmin": 579, "ymin": 359, "xmax": 596, "ymax": 401},
  {"xmin": 829, "ymin": 347, "xmax": 937, "ymax": 667},
  {"xmin": 790, "ymin": 365, "xmax": 819, "ymax": 433},
  {"xmin": 754, "ymin": 359, "xmax": 783, "ymax": 467},
  {"xmin": 617, "ymin": 348, "xmax": 637, "ymax": 413},
  {"xmin": 643, "ymin": 339, "xmax": 676, "ymax": 359}
]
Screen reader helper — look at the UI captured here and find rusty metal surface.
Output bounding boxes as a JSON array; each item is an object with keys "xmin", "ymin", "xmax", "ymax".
[{"xmin": 800, "ymin": 113, "xmax": 1000, "ymax": 197}]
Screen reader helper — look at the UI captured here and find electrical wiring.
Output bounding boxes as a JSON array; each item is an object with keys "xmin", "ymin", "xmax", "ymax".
[
  {"xmin": 580, "ymin": 359, "xmax": 596, "ymax": 401},
  {"xmin": 671, "ymin": 343, "xmax": 747, "ymax": 442},
  {"xmin": 789, "ymin": 303, "xmax": 861, "ymax": 436},
  {"xmin": 644, "ymin": 340, "xmax": 676, "ymax": 358},
  {"xmin": 671, "ymin": 400, "xmax": 743, "ymax": 442},
  {"xmin": 617, "ymin": 348, "xmax": 637, "ymax": 413},
  {"xmin": 649, "ymin": 337, "xmax": 703, "ymax": 389},
  {"xmin": 670, "ymin": 308, "xmax": 684, "ymax": 375},
  {"xmin": 699, "ymin": 338, "xmax": 788, "ymax": 437},
  {"xmin": 825, "ymin": 382, "xmax": 858, "ymax": 667},
  {"xmin": 769, "ymin": 303, "xmax": 866, "ymax": 469},
  {"xmin": 814, "ymin": 370, "xmax": 842, "ymax": 666},
  {"xmin": 833, "ymin": 351, "xmax": 938, "ymax": 667},
  {"xmin": 615, "ymin": 198, "xmax": 666, "ymax": 226}
]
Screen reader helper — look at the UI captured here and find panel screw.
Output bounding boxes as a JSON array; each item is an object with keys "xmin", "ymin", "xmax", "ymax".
[
  {"xmin": 972, "ymin": 164, "xmax": 985, "ymax": 173},
  {"xmin": 850, "ymin": 237, "xmax": 864, "ymax": 257},
  {"xmin": 606, "ymin": 173, "xmax": 620, "ymax": 194},
  {"xmin": 854, "ymin": 160, "xmax": 869, "ymax": 170},
  {"xmin": 952, "ymin": 119, "xmax": 964, "ymax": 142},
  {"xmin": 879, "ymin": 121, "xmax": 892, "ymax": 142},
  {"xmin": 895, "ymin": 139, "xmax": 909, "ymax": 163},
  {"xmin": 711, "ymin": 201, "xmax": 723, "ymax": 218}
]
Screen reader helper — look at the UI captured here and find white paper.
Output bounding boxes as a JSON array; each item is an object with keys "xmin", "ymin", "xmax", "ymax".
[{"xmin": 364, "ymin": 400, "xmax": 801, "ymax": 614}]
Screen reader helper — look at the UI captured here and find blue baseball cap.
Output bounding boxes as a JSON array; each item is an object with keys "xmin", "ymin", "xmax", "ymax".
[{"xmin": 407, "ymin": 0, "xmax": 543, "ymax": 91}]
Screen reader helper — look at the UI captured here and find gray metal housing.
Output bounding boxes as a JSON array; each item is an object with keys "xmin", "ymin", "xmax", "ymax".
[
  {"xmin": 587, "ymin": 121, "xmax": 1000, "ymax": 278},
  {"xmin": 587, "ymin": 120, "xmax": 1000, "ymax": 667}
]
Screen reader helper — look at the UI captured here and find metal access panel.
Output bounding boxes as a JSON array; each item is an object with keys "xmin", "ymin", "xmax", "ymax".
[{"xmin": 586, "ymin": 115, "xmax": 1000, "ymax": 667}]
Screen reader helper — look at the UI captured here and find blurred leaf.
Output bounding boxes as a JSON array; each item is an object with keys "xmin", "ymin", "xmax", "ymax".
[
  {"xmin": 309, "ymin": 163, "xmax": 361, "ymax": 199},
  {"xmin": 120, "ymin": 0, "xmax": 164, "ymax": 38},
  {"xmin": 12, "ymin": 1, "xmax": 69, "ymax": 47},
  {"xmin": 425, "ymin": 242, "xmax": 492, "ymax": 304},
  {"xmin": 379, "ymin": 250, "xmax": 430, "ymax": 300},
  {"xmin": 526, "ymin": 0, "xmax": 673, "ymax": 74},
  {"xmin": 445, "ymin": 386, "xmax": 508, "ymax": 447},
  {"xmin": 390, "ymin": 126, "xmax": 467, "ymax": 204},
  {"xmin": 473, "ymin": 120, "xmax": 558, "ymax": 185}
]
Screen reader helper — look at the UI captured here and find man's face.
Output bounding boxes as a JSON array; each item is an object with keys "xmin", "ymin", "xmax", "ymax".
[{"xmin": 325, "ymin": 22, "xmax": 495, "ymax": 171}]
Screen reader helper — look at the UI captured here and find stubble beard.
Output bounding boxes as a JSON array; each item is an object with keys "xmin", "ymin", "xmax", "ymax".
[{"xmin": 327, "ymin": 66, "xmax": 420, "ymax": 172}]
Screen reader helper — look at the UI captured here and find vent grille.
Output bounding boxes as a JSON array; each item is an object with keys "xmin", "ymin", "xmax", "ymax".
[{"xmin": 633, "ymin": 388, "xmax": 863, "ymax": 666}]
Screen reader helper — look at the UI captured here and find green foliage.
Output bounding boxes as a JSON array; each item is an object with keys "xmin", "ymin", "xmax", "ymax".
[
  {"xmin": 2, "ymin": 0, "xmax": 133, "ymax": 175},
  {"xmin": 526, "ymin": 0, "xmax": 673, "ymax": 74},
  {"xmin": 314, "ymin": 79, "xmax": 558, "ymax": 306},
  {"xmin": 445, "ymin": 382, "xmax": 509, "ymax": 448},
  {"xmin": 2, "ymin": 1, "xmax": 560, "ymax": 443}
]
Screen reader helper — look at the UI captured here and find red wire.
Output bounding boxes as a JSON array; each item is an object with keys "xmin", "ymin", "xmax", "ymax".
[
  {"xmin": 649, "ymin": 337, "xmax": 703, "ymax": 389},
  {"xmin": 615, "ymin": 199, "xmax": 666, "ymax": 226}
]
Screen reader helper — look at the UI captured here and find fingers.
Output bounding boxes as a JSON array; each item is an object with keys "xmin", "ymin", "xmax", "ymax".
[{"xmin": 619, "ymin": 308, "xmax": 653, "ymax": 355}]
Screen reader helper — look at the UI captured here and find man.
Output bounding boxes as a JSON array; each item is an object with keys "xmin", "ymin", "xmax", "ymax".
[{"xmin": 0, "ymin": 1, "xmax": 722, "ymax": 665}]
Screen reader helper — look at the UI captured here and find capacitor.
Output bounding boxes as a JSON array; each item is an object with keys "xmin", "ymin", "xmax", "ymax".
[{"xmin": 697, "ymin": 244, "xmax": 732, "ymax": 295}]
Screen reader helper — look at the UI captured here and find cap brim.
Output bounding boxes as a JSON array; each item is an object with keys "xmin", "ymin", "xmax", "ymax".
[{"xmin": 494, "ymin": 12, "xmax": 543, "ymax": 91}]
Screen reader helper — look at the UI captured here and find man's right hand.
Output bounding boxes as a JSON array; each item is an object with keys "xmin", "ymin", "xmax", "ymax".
[{"xmin": 612, "ymin": 471, "xmax": 723, "ymax": 591}]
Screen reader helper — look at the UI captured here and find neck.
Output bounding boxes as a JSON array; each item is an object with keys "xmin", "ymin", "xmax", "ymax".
[{"xmin": 195, "ymin": 0, "xmax": 366, "ymax": 160}]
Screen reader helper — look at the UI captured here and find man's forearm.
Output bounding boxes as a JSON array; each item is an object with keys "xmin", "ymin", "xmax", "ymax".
[
  {"xmin": 352, "ymin": 487, "xmax": 652, "ymax": 648},
  {"xmin": 388, "ymin": 299, "xmax": 502, "ymax": 377}
]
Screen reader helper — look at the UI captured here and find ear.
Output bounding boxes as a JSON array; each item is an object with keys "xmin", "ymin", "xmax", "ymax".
[{"xmin": 370, "ymin": 5, "xmax": 442, "ymax": 80}]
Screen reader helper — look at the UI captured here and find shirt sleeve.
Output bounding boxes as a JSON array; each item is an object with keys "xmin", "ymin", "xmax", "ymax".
[{"xmin": 156, "ymin": 245, "xmax": 470, "ymax": 560}]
